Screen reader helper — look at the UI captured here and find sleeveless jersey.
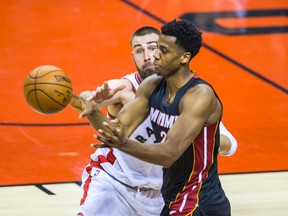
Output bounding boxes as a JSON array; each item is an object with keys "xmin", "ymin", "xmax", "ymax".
[
  {"xmin": 90, "ymin": 72, "xmax": 163, "ymax": 189},
  {"xmin": 149, "ymin": 75, "xmax": 225, "ymax": 214}
]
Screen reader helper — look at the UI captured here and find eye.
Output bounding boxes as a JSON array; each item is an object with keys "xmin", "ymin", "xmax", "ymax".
[
  {"xmin": 161, "ymin": 48, "xmax": 168, "ymax": 54},
  {"xmin": 135, "ymin": 49, "xmax": 143, "ymax": 54},
  {"xmin": 148, "ymin": 46, "xmax": 157, "ymax": 51},
  {"xmin": 159, "ymin": 45, "xmax": 168, "ymax": 54}
]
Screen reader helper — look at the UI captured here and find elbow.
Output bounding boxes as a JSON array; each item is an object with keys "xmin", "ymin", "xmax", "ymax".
[
  {"xmin": 162, "ymin": 161, "xmax": 173, "ymax": 168},
  {"xmin": 159, "ymin": 150, "xmax": 179, "ymax": 168}
]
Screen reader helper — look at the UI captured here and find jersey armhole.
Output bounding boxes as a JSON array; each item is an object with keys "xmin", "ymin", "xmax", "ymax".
[{"xmin": 122, "ymin": 77, "xmax": 137, "ymax": 94}]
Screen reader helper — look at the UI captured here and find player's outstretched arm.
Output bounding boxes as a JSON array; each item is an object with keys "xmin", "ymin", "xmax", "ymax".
[
  {"xmin": 76, "ymin": 96, "xmax": 118, "ymax": 140},
  {"xmin": 69, "ymin": 80, "xmax": 126, "ymax": 113},
  {"xmin": 87, "ymin": 80, "xmax": 128, "ymax": 105},
  {"xmin": 79, "ymin": 77, "xmax": 152, "ymax": 142},
  {"xmin": 92, "ymin": 75, "xmax": 161, "ymax": 148}
]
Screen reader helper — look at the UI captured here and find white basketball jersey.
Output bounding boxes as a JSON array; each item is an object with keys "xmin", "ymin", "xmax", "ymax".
[{"xmin": 90, "ymin": 72, "xmax": 163, "ymax": 189}]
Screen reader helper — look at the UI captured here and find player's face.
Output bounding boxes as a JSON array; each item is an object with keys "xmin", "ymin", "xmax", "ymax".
[
  {"xmin": 131, "ymin": 33, "xmax": 159, "ymax": 80},
  {"xmin": 153, "ymin": 34, "xmax": 184, "ymax": 77}
]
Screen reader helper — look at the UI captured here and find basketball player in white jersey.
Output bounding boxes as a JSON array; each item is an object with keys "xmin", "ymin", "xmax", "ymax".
[{"xmin": 71, "ymin": 26, "xmax": 237, "ymax": 216}]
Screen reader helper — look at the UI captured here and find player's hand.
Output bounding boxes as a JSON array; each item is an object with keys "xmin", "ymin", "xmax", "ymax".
[
  {"xmin": 91, "ymin": 119, "xmax": 126, "ymax": 149},
  {"xmin": 79, "ymin": 98, "xmax": 99, "ymax": 118},
  {"xmin": 87, "ymin": 81, "xmax": 125, "ymax": 103},
  {"xmin": 69, "ymin": 92, "xmax": 99, "ymax": 117}
]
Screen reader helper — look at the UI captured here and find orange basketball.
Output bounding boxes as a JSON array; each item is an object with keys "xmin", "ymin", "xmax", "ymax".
[{"xmin": 23, "ymin": 65, "xmax": 73, "ymax": 115}]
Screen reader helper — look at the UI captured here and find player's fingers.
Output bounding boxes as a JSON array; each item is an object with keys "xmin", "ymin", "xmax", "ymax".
[
  {"xmin": 95, "ymin": 136, "xmax": 110, "ymax": 144},
  {"xmin": 102, "ymin": 122, "xmax": 120, "ymax": 135},
  {"xmin": 97, "ymin": 129, "xmax": 121, "ymax": 146},
  {"xmin": 90, "ymin": 143, "xmax": 110, "ymax": 148},
  {"xmin": 113, "ymin": 84, "xmax": 126, "ymax": 93},
  {"xmin": 93, "ymin": 133, "xmax": 110, "ymax": 141},
  {"xmin": 79, "ymin": 110, "xmax": 87, "ymax": 118},
  {"xmin": 104, "ymin": 121, "xmax": 122, "ymax": 137},
  {"xmin": 85, "ymin": 91, "xmax": 95, "ymax": 101},
  {"xmin": 110, "ymin": 119, "xmax": 119, "ymax": 124},
  {"xmin": 98, "ymin": 128, "xmax": 114, "ymax": 138},
  {"xmin": 96, "ymin": 86, "xmax": 102, "ymax": 93},
  {"xmin": 103, "ymin": 81, "xmax": 109, "ymax": 90},
  {"xmin": 94, "ymin": 134, "xmax": 114, "ymax": 146},
  {"xmin": 100, "ymin": 84, "xmax": 106, "ymax": 91},
  {"xmin": 79, "ymin": 91, "xmax": 93, "ymax": 100}
]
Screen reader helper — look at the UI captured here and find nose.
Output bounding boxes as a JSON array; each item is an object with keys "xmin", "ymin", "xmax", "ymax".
[
  {"xmin": 153, "ymin": 49, "xmax": 160, "ymax": 60},
  {"xmin": 144, "ymin": 50, "xmax": 153, "ymax": 62}
]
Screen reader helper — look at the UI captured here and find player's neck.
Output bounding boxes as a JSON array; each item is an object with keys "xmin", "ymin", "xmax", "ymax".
[
  {"xmin": 165, "ymin": 69, "xmax": 193, "ymax": 103},
  {"xmin": 167, "ymin": 69, "xmax": 193, "ymax": 89}
]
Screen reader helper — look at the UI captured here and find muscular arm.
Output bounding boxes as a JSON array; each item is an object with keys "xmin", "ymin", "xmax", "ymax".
[
  {"xmin": 81, "ymin": 75, "xmax": 160, "ymax": 141},
  {"xmin": 69, "ymin": 79, "xmax": 130, "ymax": 113},
  {"xmin": 97, "ymin": 83, "xmax": 221, "ymax": 168},
  {"xmin": 116, "ymin": 75, "xmax": 159, "ymax": 137},
  {"xmin": 72, "ymin": 78, "xmax": 237, "ymax": 157},
  {"xmin": 87, "ymin": 79, "xmax": 136, "ymax": 117},
  {"xmin": 97, "ymin": 79, "xmax": 135, "ymax": 105}
]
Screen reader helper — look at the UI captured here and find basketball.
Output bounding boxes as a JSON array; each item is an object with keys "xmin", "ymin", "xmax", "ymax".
[{"xmin": 23, "ymin": 65, "xmax": 73, "ymax": 115}]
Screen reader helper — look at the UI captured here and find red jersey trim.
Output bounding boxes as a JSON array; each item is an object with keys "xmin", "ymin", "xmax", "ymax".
[
  {"xmin": 168, "ymin": 124, "xmax": 218, "ymax": 215},
  {"xmin": 122, "ymin": 72, "xmax": 142, "ymax": 94},
  {"xmin": 80, "ymin": 148, "xmax": 116, "ymax": 205}
]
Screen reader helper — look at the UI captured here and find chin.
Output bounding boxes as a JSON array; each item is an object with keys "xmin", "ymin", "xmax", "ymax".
[
  {"xmin": 141, "ymin": 70, "xmax": 156, "ymax": 79},
  {"xmin": 156, "ymin": 72, "xmax": 162, "ymax": 76}
]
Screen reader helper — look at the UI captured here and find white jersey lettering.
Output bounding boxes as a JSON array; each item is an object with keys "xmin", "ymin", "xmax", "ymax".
[{"xmin": 150, "ymin": 107, "xmax": 178, "ymax": 129}]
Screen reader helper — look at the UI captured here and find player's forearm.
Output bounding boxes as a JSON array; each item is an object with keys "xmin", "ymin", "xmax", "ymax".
[
  {"xmin": 86, "ymin": 110, "xmax": 113, "ymax": 134},
  {"xmin": 74, "ymin": 96, "xmax": 113, "ymax": 134},
  {"xmin": 119, "ymin": 139, "xmax": 173, "ymax": 168},
  {"xmin": 69, "ymin": 93, "xmax": 85, "ymax": 112},
  {"xmin": 69, "ymin": 92, "xmax": 101, "ymax": 113}
]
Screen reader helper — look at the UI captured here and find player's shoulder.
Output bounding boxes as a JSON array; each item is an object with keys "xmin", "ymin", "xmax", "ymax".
[
  {"xmin": 187, "ymin": 82, "xmax": 214, "ymax": 96},
  {"xmin": 137, "ymin": 74, "xmax": 163, "ymax": 97},
  {"xmin": 107, "ymin": 77, "xmax": 133, "ymax": 89},
  {"xmin": 121, "ymin": 71, "xmax": 138, "ymax": 82},
  {"xmin": 181, "ymin": 82, "xmax": 216, "ymax": 108},
  {"xmin": 142, "ymin": 74, "xmax": 163, "ymax": 86}
]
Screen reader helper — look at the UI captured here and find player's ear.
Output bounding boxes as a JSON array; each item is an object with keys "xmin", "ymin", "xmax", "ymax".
[{"xmin": 180, "ymin": 52, "xmax": 191, "ymax": 64}]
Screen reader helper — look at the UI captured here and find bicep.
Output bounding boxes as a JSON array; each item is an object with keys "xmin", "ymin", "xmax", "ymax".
[
  {"xmin": 117, "ymin": 75, "xmax": 161, "ymax": 137},
  {"xmin": 163, "ymin": 114, "xmax": 205, "ymax": 161},
  {"xmin": 117, "ymin": 85, "xmax": 150, "ymax": 137},
  {"xmin": 164, "ymin": 87, "xmax": 216, "ymax": 160}
]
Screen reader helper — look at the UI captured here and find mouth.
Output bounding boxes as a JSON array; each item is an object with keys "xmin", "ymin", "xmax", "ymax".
[
  {"xmin": 153, "ymin": 63, "xmax": 160, "ymax": 68},
  {"xmin": 143, "ymin": 62, "xmax": 157, "ymax": 70},
  {"xmin": 143, "ymin": 65, "xmax": 155, "ymax": 72},
  {"xmin": 144, "ymin": 62, "xmax": 154, "ymax": 67}
]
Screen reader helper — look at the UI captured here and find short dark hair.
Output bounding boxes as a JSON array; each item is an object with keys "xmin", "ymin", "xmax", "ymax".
[
  {"xmin": 161, "ymin": 20, "xmax": 202, "ymax": 59},
  {"xmin": 130, "ymin": 26, "xmax": 161, "ymax": 45}
]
